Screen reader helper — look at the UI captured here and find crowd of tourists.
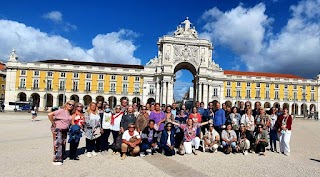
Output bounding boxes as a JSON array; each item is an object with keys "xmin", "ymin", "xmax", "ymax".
[{"xmin": 48, "ymin": 99, "xmax": 292, "ymax": 166}]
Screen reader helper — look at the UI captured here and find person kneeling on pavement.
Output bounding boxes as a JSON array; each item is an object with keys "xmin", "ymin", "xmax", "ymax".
[
  {"xmin": 121, "ymin": 123, "xmax": 141, "ymax": 160},
  {"xmin": 140, "ymin": 120, "xmax": 159, "ymax": 157},
  {"xmin": 237, "ymin": 123, "xmax": 252, "ymax": 155},
  {"xmin": 203, "ymin": 123, "xmax": 220, "ymax": 153},
  {"xmin": 160, "ymin": 122, "xmax": 176, "ymax": 156},
  {"xmin": 221, "ymin": 123, "xmax": 237, "ymax": 154},
  {"xmin": 254, "ymin": 124, "xmax": 269, "ymax": 155}
]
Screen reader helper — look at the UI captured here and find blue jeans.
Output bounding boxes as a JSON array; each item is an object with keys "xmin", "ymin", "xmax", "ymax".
[
  {"xmin": 140, "ymin": 142, "xmax": 153, "ymax": 153},
  {"xmin": 222, "ymin": 141, "xmax": 237, "ymax": 149},
  {"xmin": 162, "ymin": 145, "xmax": 175, "ymax": 156}
]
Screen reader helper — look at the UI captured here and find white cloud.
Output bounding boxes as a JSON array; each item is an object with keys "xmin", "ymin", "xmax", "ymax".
[
  {"xmin": 201, "ymin": 0, "xmax": 320, "ymax": 77},
  {"xmin": 174, "ymin": 81, "xmax": 193, "ymax": 101},
  {"xmin": 42, "ymin": 11, "xmax": 63, "ymax": 23},
  {"xmin": 0, "ymin": 19, "xmax": 141, "ymax": 65},
  {"xmin": 175, "ymin": 70, "xmax": 182, "ymax": 79}
]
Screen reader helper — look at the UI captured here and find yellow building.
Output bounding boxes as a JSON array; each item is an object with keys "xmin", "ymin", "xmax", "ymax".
[{"xmin": 0, "ymin": 62, "xmax": 5, "ymax": 105}]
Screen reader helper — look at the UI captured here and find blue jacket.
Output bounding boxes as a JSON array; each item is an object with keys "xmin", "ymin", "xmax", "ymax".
[
  {"xmin": 160, "ymin": 129, "xmax": 175, "ymax": 148},
  {"xmin": 214, "ymin": 109, "xmax": 226, "ymax": 126},
  {"xmin": 203, "ymin": 108, "xmax": 214, "ymax": 122},
  {"xmin": 68, "ymin": 124, "xmax": 82, "ymax": 143}
]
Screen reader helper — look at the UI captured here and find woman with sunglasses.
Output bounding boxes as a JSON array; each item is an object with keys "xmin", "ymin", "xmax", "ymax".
[
  {"xmin": 269, "ymin": 108, "xmax": 278, "ymax": 152},
  {"xmin": 84, "ymin": 102, "xmax": 102, "ymax": 158},
  {"xmin": 48, "ymin": 100, "xmax": 75, "ymax": 165},
  {"xmin": 68, "ymin": 102, "xmax": 85, "ymax": 160},
  {"xmin": 110, "ymin": 105, "xmax": 124, "ymax": 154},
  {"xmin": 160, "ymin": 122, "xmax": 175, "ymax": 156}
]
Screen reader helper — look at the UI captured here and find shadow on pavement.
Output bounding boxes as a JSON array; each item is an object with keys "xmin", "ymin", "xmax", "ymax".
[{"xmin": 310, "ymin": 158, "xmax": 320, "ymax": 162}]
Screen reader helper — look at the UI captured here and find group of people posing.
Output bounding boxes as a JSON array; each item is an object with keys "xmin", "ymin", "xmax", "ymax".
[{"xmin": 48, "ymin": 99, "xmax": 292, "ymax": 166}]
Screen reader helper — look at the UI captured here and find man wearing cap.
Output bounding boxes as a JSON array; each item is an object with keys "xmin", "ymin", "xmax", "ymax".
[
  {"xmin": 203, "ymin": 123, "xmax": 220, "ymax": 153},
  {"xmin": 254, "ymin": 124, "xmax": 269, "ymax": 155}
]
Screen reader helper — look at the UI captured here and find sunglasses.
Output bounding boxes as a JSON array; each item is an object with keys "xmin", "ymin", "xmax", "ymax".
[
  {"xmin": 68, "ymin": 103, "xmax": 74, "ymax": 106},
  {"xmin": 77, "ymin": 105, "xmax": 83, "ymax": 108},
  {"xmin": 115, "ymin": 108, "xmax": 120, "ymax": 110},
  {"xmin": 129, "ymin": 127, "xmax": 135, "ymax": 128}
]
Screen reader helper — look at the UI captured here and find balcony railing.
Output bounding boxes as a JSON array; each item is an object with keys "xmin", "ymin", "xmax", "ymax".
[
  {"xmin": 18, "ymin": 86, "xmax": 26, "ymax": 90},
  {"xmin": 46, "ymin": 88, "xmax": 52, "ymax": 91},
  {"xmin": 85, "ymin": 89, "xmax": 91, "ymax": 93},
  {"xmin": 109, "ymin": 90, "xmax": 116, "ymax": 94},
  {"xmin": 122, "ymin": 91, "xmax": 128, "ymax": 95},
  {"xmin": 97, "ymin": 90, "xmax": 104, "ymax": 93},
  {"xmin": 72, "ymin": 88, "xmax": 78, "ymax": 92},
  {"xmin": 133, "ymin": 91, "xmax": 140, "ymax": 95},
  {"xmin": 31, "ymin": 87, "xmax": 39, "ymax": 90},
  {"xmin": 255, "ymin": 97, "xmax": 261, "ymax": 99},
  {"xmin": 148, "ymin": 92, "xmax": 154, "ymax": 96}
]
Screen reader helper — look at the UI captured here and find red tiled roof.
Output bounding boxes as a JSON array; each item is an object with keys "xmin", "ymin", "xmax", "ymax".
[
  {"xmin": 0, "ymin": 63, "xmax": 5, "ymax": 71},
  {"xmin": 224, "ymin": 70, "xmax": 304, "ymax": 79},
  {"xmin": 39, "ymin": 60, "xmax": 144, "ymax": 69}
]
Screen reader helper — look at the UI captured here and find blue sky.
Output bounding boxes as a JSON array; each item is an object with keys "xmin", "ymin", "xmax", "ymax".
[{"xmin": 0, "ymin": 0, "xmax": 319, "ymax": 100}]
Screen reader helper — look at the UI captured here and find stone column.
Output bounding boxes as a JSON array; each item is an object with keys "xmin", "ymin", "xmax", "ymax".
[
  {"xmin": 167, "ymin": 80, "xmax": 174, "ymax": 104},
  {"xmin": 203, "ymin": 83, "xmax": 208, "ymax": 107},
  {"xmin": 162, "ymin": 81, "xmax": 168, "ymax": 105},
  {"xmin": 209, "ymin": 84, "xmax": 214, "ymax": 101},
  {"xmin": 198, "ymin": 82, "xmax": 202, "ymax": 102},
  {"xmin": 156, "ymin": 79, "xmax": 161, "ymax": 103},
  {"xmin": 53, "ymin": 96, "xmax": 58, "ymax": 107}
]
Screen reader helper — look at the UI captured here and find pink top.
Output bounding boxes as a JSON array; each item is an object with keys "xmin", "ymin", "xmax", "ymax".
[{"xmin": 54, "ymin": 109, "xmax": 72, "ymax": 129}]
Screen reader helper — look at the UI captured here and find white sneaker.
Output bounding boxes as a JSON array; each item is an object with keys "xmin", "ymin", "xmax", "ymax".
[
  {"xmin": 140, "ymin": 152, "xmax": 145, "ymax": 157},
  {"xmin": 92, "ymin": 151, "xmax": 98, "ymax": 156},
  {"xmin": 146, "ymin": 149, "xmax": 152, "ymax": 155},
  {"xmin": 244, "ymin": 150, "xmax": 248, "ymax": 155},
  {"xmin": 214, "ymin": 149, "xmax": 218, "ymax": 153},
  {"xmin": 87, "ymin": 152, "xmax": 92, "ymax": 158},
  {"xmin": 52, "ymin": 161, "xmax": 63, "ymax": 166}
]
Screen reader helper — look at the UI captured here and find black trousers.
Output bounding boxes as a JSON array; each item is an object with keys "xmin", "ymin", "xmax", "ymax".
[
  {"xmin": 101, "ymin": 129, "xmax": 111, "ymax": 151},
  {"xmin": 111, "ymin": 130, "xmax": 120, "ymax": 152},
  {"xmin": 69, "ymin": 139, "xmax": 79, "ymax": 158},
  {"xmin": 254, "ymin": 142, "xmax": 268, "ymax": 153},
  {"xmin": 86, "ymin": 137, "xmax": 101, "ymax": 152},
  {"xmin": 163, "ymin": 145, "xmax": 175, "ymax": 156}
]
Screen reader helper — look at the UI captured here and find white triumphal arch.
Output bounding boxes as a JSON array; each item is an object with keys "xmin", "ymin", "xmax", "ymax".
[{"xmin": 143, "ymin": 18, "xmax": 224, "ymax": 106}]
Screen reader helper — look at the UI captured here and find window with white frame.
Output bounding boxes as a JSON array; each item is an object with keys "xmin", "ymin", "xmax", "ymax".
[
  {"xmin": 293, "ymin": 85, "xmax": 297, "ymax": 89},
  {"xmin": 311, "ymin": 86, "xmax": 315, "ymax": 91},
  {"xmin": 266, "ymin": 83, "xmax": 270, "ymax": 88},
  {"xmin": 213, "ymin": 88, "xmax": 218, "ymax": 97},
  {"xmin": 111, "ymin": 75, "xmax": 116, "ymax": 81},
  {"xmin": 284, "ymin": 92, "xmax": 288, "ymax": 100},
  {"xmin": 110, "ymin": 83, "xmax": 116, "ymax": 92},
  {"xmin": 85, "ymin": 82, "xmax": 91, "ymax": 91},
  {"xmin": 275, "ymin": 84, "xmax": 279, "ymax": 89},
  {"xmin": 47, "ymin": 71, "xmax": 53, "ymax": 77},
  {"xmin": 149, "ymin": 85, "xmax": 154, "ymax": 94},
  {"xmin": 60, "ymin": 72, "xmax": 66, "ymax": 78},
  {"xmin": 135, "ymin": 76, "xmax": 140, "ymax": 82},
  {"xmin": 34, "ymin": 70, "xmax": 40, "ymax": 76},
  {"xmin": 134, "ymin": 83, "xmax": 140, "ymax": 93},
  {"xmin": 284, "ymin": 85, "xmax": 288, "ymax": 89},
  {"xmin": 72, "ymin": 81, "xmax": 78, "ymax": 91},
  {"xmin": 47, "ymin": 80, "xmax": 52, "ymax": 90},
  {"xmin": 246, "ymin": 90, "xmax": 251, "ymax": 98},
  {"xmin": 275, "ymin": 91, "xmax": 279, "ymax": 99},
  {"xmin": 256, "ymin": 83, "xmax": 260, "ymax": 88},
  {"xmin": 33, "ymin": 79, "xmax": 39, "ymax": 89},
  {"xmin": 99, "ymin": 74, "xmax": 104, "ymax": 80},
  {"xmin": 20, "ymin": 70, "xmax": 26, "ymax": 76},
  {"xmin": 247, "ymin": 82, "xmax": 251, "ymax": 87},
  {"xmin": 256, "ymin": 90, "xmax": 260, "ymax": 98},
  {"xmin": 236, "ymin": 90, "xmax": 241, "ymax": 98},
  {"xmin": 265, "ymin": 90, "xmax": 270, "ymax": 99},
  {"xmin": 122, "ymin": 83, "xmax": 128, "ymax": 93},
  {"xmin": 98, "ymin": 82, "xmax": 104, "ymax": 91},
  {"xmin": 302, "ymin": 92, "xmax": 306, "ymax": 100},
  {"xmin": 86, "ymin": 73, "xmax": 91, "ymax": 79},
  {"xmin": 20, "ymin": 78, "xmax": 26, "ymax": 88},
  {"xmin": 311, "ymin": 93, "xmax": 315, "ymax": 100},
  {"xmin": 226, "ymin": 89, "xmax": 231, "ymax": 97},
  {"xmin": 59, "ymin": 80, "xmax": 65, "ymax": 90},
  {"xmin": 73, "ymin": 73, "xmax": 78, "ymax": 78},
  {"xmin": 123, "ymin": 76, "xmax": 128, "ymax": 81},
  {"xmin": 226, "ymin": 81, "xmax": 231, "ymax": 86},
  {"xmin": 237, "ymin": 82, "xmax": 241, "ymax": 87}
]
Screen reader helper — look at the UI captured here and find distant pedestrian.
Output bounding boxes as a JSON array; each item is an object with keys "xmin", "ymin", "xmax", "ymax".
[
  {"xmin": 31, "ymin": 107, "xmax": 38, "ymax": 121},
  {"xmin": 1, "ymin": 104, "xmax": 4, "ymax": 112},
  {"xmin": 47, "ymin": 100, "xmax": 74, "ymax": 166}
]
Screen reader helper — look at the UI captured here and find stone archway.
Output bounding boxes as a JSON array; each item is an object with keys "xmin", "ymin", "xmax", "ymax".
[
  {"xmin": 132, "ymin": 97, "xmax": 141, "ymax": 105},
  {"xmin": 83, "ymin": 95, "xmax": 92, "ymax": 106},
  {"xmin": 30, "ymin": 93, "xmax": 40, "ymax": 107},
  {"xmin": 145, "ymin": 18, "xmax": 223, "ymax": 106},
  {"xmin": 273, "ymin": 102, "xmax": 280, "ymax": 109},
  {"xmin": 301, "ymin": 104, "xmax": 307, "ymax": 116},
  {"xmin": 147, "ymin": 98, "xmax": 155, "ymax": 104},
  {"xmin": 264, "ymin": 102, "xmax": 271, "ymax": 109},
  {"xmin": 58, "ymin": 94, "xmax": 66, "ymax": 107},
  {"xmin": 96, "ymin": 96, "xmax": 105, "ymax": 103},
  {"xmin": 283, "ymin": 103, "xmax": 289, "ymax": 110},
  {"xmin": 17, "ymin": 92, "xmax": 27, "ymax": 101},
  {"xmin": 108, "ymin": 96, "xmax": 117, "ymax": 108},
  {"xmin": 70, "ymin": 95, "xmax": 79, "ymax": 103},
  {"xmin": 44, "ymin": 93, "xmax": 53, "ymax": 107}
]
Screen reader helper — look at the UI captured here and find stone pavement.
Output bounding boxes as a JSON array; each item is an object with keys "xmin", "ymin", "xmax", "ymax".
[{"xmin": 0, "ymin": 112, "xmax": 320, "ymax": 177}]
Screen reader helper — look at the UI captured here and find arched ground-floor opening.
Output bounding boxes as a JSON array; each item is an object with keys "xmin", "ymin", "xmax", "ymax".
[
  {"xmin": 70, "ymin": 95, "xmax": 79, "ymax": 103},
  {"xmin": 132, "ymin": 97, "xmax": 141, "ymax": 105},
  {"xmin": 96, "ymin": 95, "xmax": 105, "ymax": 103},
  {"xmin": 58, "ymin": 94, "xmax": 66, "ymax": 107},
  {"xmin": 283, "ymin": 103, "xmax": 289, "ymax": 110},
  {"xmin": 30, "ymin": 93, "xmax": 40, "ymax": 108},
  {"xmin": 147, "ymin": 98, "xmax": 155, "ymax": 104},
  {"xmin": 310, "ymin": 104, "xmax": 316, "ymax": 112},
  {"xmin": 108, "ymin": 96, "xmax": 117, "ymax": 108},
  {"xmin": 44, "ymin": 94, "xmax": 53, "ymax": 107},
  {"xmin": 83, "ymin": 95, "xmax": 92, "ymax": 106},
  {"xmin": 264, "ymin": 102, "xmax": 271, "ymax": 109},
  {"xmin": 17, "ymin": 92, "xmax": 27, "ymax": 101},
  {"xmin": 273, "ymin": 102, "xmax": 280, "ymax": 109}
]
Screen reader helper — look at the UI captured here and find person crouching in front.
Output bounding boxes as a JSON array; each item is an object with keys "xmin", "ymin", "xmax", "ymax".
[
  {"xmin": 140, "ymin": 120, "xmax": 158, "ymax": 157},
  {"xmin": 237, "ymin": 123, "xmax": 252, "ymax": 155},
  {"xmin": 203, "ymin": 123, "xmax": 220, "ymax": 153},
  {"xmin": 221, "ymin": 123, "xmax": 237, "ymax": 154},
  {"xmin": 121, "ymin": 123, "xmax": 141, "ymax": 160},
  {"xmin": 254, "ymin": 124, "xmax": 269, "ymax": 156},
  {"xmin": 160, "ymin": 122, "xmax": 175, "ymax": 156}
]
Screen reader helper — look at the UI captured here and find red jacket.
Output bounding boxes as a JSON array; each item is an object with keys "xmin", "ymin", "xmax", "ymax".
[{"xmin": 276, "ymin": 114, "xmax": 292, "ymax": 130}]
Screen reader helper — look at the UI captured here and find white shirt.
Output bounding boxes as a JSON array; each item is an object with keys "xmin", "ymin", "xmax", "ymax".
[
  {"xmin": 241, "ymin": 114, "xmax": 255, "ymax": 131},
  {"xmin": 110, "ymin": 113, "xmax": 123, "ymax": 131},
  {"xmin": 270, "ymin": 114, "xmax": 277, "ymax": 129},
  {"xmin": 167, "ymin": 132, "xmax": 171, "ymax": 146},
  {"xmin": 122, "ymin": 130, "xmax": 141, "ymax": 141},
  {"xmin": 102, "ymin": 112, "xmax": 112, "ymax": 129}
]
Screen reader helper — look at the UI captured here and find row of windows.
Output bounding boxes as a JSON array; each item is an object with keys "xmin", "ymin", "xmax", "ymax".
[
  {"xmin": 225, "ymin": 89, "xmax": 315, "ymax": 100},
  {"xmin": 226, "ymin": 81, "xmax": 313, "ymax": 90},
  {"xmin": 20, "ymin": 70, "xmax": 141, "ymax": 82},
  {"xmin": 18, "ymin": 78, "xmax": 155, "ymax": 94}
]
